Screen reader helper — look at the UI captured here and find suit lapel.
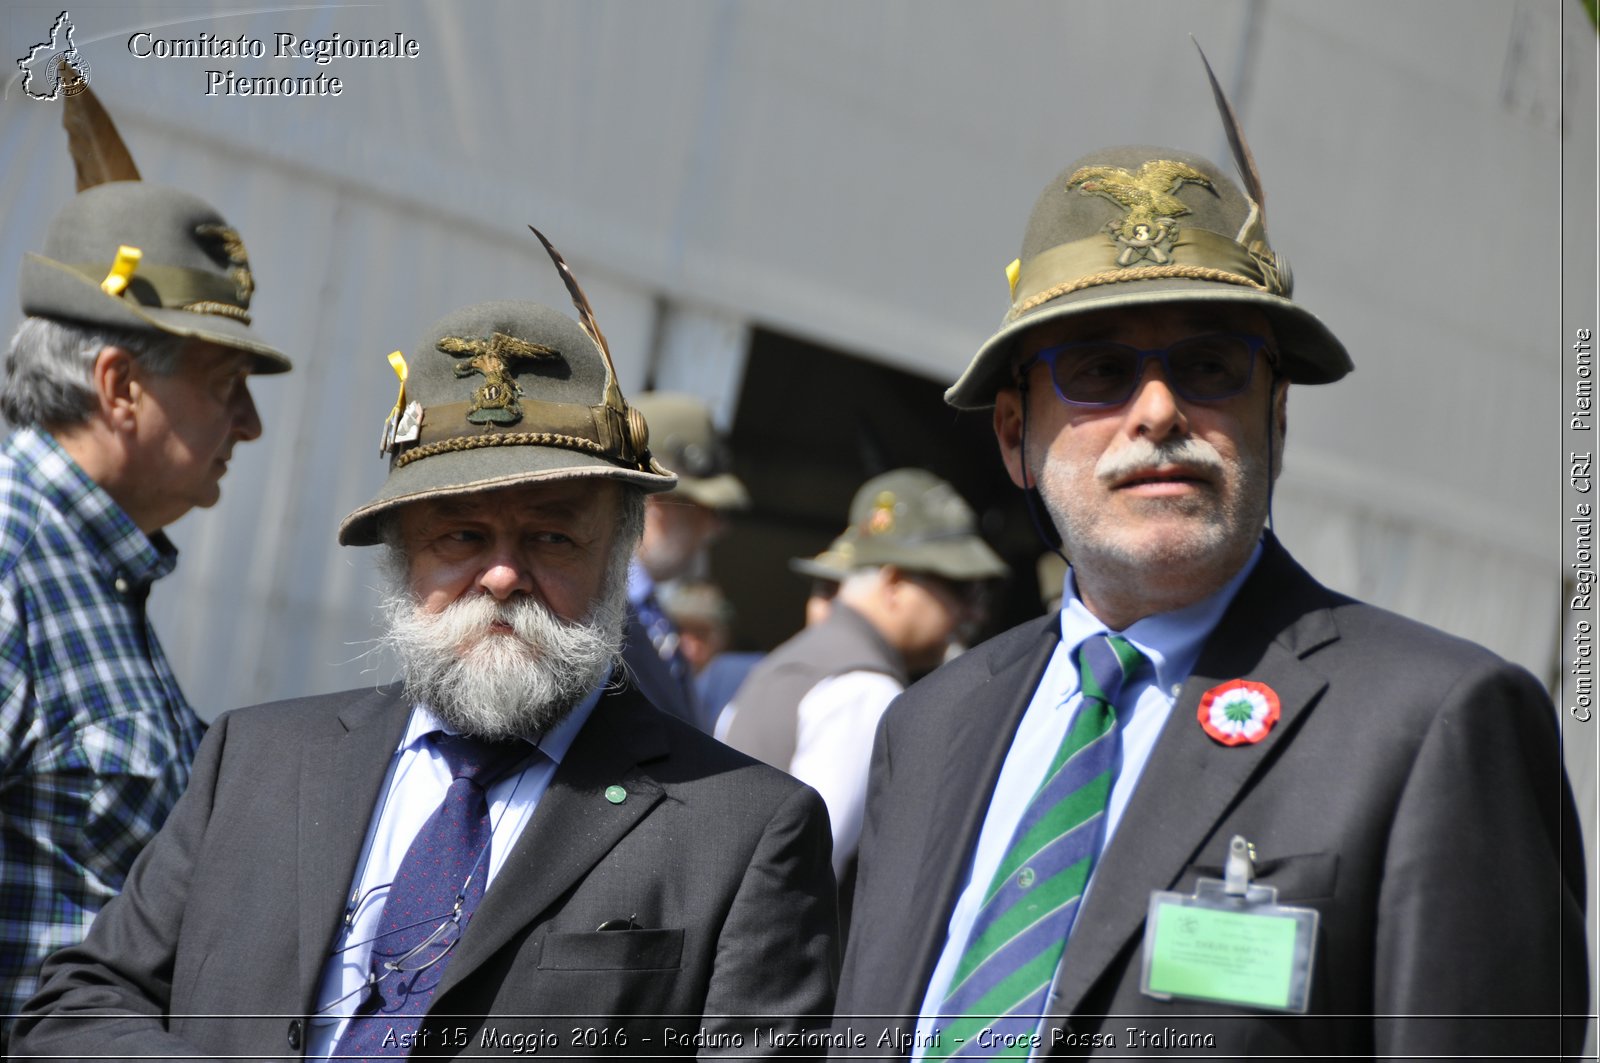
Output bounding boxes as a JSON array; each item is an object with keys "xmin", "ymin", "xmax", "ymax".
[
  {"xmin": 296, "ymin": 687, "xmax": 412, "ymax": 1001},
  {"xmin": 897, "ymin": 617, "xmax": 1060, "ymax": 1015},
  {"xmin": 1047, "ymin": 538, "xmax": 1340, "ymax": 1017},
  {"xmin": 439, "ymin": 689, "xmax": 670, "ymax": 991}
]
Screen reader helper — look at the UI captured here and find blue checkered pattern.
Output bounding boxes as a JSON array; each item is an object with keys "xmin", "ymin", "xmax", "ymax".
[{"xmin": 0, "ymin": 427, "xmax": 205, "ymax": 1033}]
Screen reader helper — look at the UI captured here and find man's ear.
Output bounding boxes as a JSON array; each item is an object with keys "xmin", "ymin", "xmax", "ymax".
[
  {"xmin": 91, "ymin": 345, "xmax": 139, "ymax": 432},
  {"xmin": 993, "ymin": 385, "xmax": 1031, "ymax": 490}
]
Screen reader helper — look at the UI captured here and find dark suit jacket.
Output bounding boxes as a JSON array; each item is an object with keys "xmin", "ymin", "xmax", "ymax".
[
  {"xmin": 15, "ymin": 683, "xmax": 839, "ymax": 1060},
  {"xmin": 835, "ymin": 538, "xmax": 1587, "ymax": 1058}
]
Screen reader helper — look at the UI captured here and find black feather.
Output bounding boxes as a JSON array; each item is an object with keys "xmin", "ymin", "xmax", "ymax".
[
  {"xmin": 527, "ymin": 225, "xmax": 611, "ymax": 359},
  {"xmin": 1192, "ymin": 37, "xmax": 1265, "ymax": 209}
]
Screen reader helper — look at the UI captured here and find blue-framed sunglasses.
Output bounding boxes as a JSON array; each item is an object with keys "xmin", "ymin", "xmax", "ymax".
[{"xmin": 1023, "ymin": 332, "xmax": 1275, "ymax": 408}]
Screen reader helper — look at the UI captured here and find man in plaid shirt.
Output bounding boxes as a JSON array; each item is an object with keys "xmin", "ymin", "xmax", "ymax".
[{"xmin": 0, "ymin": 179, "xmax": 290, "ymax": 1043}]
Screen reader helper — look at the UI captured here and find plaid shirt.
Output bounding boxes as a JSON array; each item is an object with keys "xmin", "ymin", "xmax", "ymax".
[{"xmin": 0, "ymin": 427, "xmax": 204, "ymax": 1032}]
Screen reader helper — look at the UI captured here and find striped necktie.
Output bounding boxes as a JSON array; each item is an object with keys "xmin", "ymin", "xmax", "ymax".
[{"xmin": 932, "ymin": 633, "xmax": 1145, "ymax": 1059}]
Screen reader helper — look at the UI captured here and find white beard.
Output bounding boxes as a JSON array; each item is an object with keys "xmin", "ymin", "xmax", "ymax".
[{"xmin": 379, "ymin": 556, "xmax": 629, "ymax": 741}]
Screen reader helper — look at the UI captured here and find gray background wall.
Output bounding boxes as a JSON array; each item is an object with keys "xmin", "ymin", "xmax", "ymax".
[{"xmin": 2, "ymin": 0, "xmax": 1595, "ymax": 1021}]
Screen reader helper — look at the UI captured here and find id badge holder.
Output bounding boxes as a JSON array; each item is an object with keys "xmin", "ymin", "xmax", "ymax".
[{"xmin": 1139, "ymin": 836, "xmax": 1318, "ymax": 1013}]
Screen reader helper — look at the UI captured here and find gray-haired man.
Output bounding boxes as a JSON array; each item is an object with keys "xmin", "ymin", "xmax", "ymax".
[
  {"xmin": 836, "ymin": 105, "xmax": 1586, "ymax": 1060},
  {"xmin": 0, "ymin": 179, "xmax": 287, "ymax": 1043}
]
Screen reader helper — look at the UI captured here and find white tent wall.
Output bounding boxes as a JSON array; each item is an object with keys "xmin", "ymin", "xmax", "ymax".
[{"xmin": 2, "ymin": 0, "xmax": 1594, "ymax": 965}]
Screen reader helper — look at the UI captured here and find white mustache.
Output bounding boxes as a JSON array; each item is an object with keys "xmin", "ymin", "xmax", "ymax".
[
  {"xmin": 429, "ymin": 592, "xmax": 560, "ymax": 652},
  {"xmin": 380, "ymin": 580, "xmax": 626, "ymax": 742},
  {"xmin": 1095, "ymin": 437, "xmax": 1225, "ymax": 484}
]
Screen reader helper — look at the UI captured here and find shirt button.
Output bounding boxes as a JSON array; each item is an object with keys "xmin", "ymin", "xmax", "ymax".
[
  {"xmin": 286, "ymin": 1018, "xmax": 303, "ymax": 1050},
  {"xmin": 113, "ymin": 577, "xmax": 130, "ymax": 594}
]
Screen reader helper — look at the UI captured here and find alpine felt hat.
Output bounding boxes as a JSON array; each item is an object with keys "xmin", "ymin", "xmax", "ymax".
[
  {"xmin": 945, "ymin": 145, "xmax": 1352, "ymax": 409},
  {"xmin": 20, "ymin": 181, "xmax": 290, "ymax": 372},
  {"xmin": 630, "ymin": 391, "xmax": 749, "ymax": 511},
  {"xmin": 835, "ymin": 468, "xmax": 1008, "ymax": 582},
  {"xmin": 338, "ymin": 300, "xmax": 676, "ymax": 546}
]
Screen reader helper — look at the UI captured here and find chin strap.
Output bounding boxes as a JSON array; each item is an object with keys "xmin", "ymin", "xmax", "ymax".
[
  {"xmin": 1017, "ymin": 373, "xmax": 1069, "ymax": 562},
  {"xmin": 1264, "ymin": 367, "xmax": 1282, "ymax": 533}
]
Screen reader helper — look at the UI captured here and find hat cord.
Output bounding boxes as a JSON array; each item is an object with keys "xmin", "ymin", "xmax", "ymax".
[
  {"xmin": 1010, "ymin": 263, "xmax": 1270, "ymax": 323},
  {"xmin": 392, "ymin": 430, "xmax": 610, "ymax": 469}
]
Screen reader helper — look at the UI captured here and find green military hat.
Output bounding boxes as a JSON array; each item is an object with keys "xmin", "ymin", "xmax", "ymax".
[
  {"xmin": 630, "ymin": 391, "xmax": 749, "ymax": 511},
  {"xmin": 20, "ymin": 181, "xmax": 290, "ymax": 373},
  {"xmin": 825, "ymin": 468, "xmax": 1007, "ymax": 582},
  {"xmin": 945, "ymin": 142, "xmax": 1352, "ymax": 409},
  {"xmin": 338, "ymin": 299, "xmax": 676, "ymax": 546},
  {"xmin": 21, "ymin": 60, "xmax": 289, "ymax": 372}
]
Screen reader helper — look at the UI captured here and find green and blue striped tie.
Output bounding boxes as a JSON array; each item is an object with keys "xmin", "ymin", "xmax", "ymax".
[{"xmin": 931, "ymin": 633, "xmax": 1144, "ymax": 1060}]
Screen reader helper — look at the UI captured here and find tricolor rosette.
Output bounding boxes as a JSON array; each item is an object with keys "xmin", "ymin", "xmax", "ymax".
[{"xmin": 1197, "ymin": 679, "xmax": 1281, "ymax": 746}]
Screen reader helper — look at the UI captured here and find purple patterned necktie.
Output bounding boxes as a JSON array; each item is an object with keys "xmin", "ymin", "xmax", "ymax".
[{"xmin": 336, "ymin": 733, "xmax": 521, "ymax": 1059}]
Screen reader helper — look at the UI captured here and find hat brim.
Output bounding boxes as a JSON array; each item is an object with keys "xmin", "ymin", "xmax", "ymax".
[
  {"xmin": 21, "ymin": 253, "xmax": 291, "ymax": 374},
  {"xmin": 946, "ymin": 279, "xmax": 1352, "ymax": 410},
  {"xmin": 671, "ymin": 472, "xmax": 750, "ymax": 511},
  {"xmin": 852, "ymin": 536, "xmax": 1009, "ymax": 582},
  {"xmin": 338, "ymin": 443, "xmax": 677, "ymax": 546},
  {"xmin": 788, "ymin": 555, "xmax": 849, "ymax": 582}
]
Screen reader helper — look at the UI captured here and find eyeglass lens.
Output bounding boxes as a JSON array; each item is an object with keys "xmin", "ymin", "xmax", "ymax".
[
  {"xmin": 312, "ymin": 886, "xmax": 470, "ymax": 1021},
  {"xmin": 1046, "ymin": 333, "xmax": 1259, "ymax": 406}
]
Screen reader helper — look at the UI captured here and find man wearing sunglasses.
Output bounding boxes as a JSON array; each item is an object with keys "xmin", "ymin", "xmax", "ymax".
[{"xmin": 835, "ymin": 143, "xmax": 1586, "ymax": 1056}]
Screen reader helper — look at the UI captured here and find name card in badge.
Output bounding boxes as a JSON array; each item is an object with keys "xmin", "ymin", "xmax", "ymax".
[{"xmin": 1139, "ymin": 836, "xmax": 1318, "ymax": 1013}]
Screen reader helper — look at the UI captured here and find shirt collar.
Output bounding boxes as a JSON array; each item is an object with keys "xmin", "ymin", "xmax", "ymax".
[
  {"xmin": 6, "ymin": 426, "xmax": 176, "ymax": 587},
  {"xmin": 404, "ymin": 680, "xmax": 606, "ymax": 767},
  {"xmin": 1058, "ymin": 539, "xmax": 1265, "ymax": 692}
]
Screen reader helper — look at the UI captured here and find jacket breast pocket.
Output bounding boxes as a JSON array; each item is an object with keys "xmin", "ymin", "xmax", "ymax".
[{"xmin": 538, "ymin": 928, "xmax": 684, "ymax": 971}]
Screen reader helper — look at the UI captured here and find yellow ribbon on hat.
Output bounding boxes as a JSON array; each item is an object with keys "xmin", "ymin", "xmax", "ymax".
[
  {"xmin": 387, "ymin": 350, "xmax": 408, "ymax": 419},
  {"xmin": 378, "ymin": 350, "xmax": 412, "ymax": 456},
  {"xmin": 100, "ymin": 245, "xmax": 142, "ymax": 296}
]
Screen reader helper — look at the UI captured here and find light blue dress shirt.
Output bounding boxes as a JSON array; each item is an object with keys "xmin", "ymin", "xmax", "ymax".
[
  {"xmin": 913, "ymin": 543, "xmax": 1263, "ymax": 1056},
  {"xmin": 306, "ymin": 686, "xmax": 603, "ymax": 1059}
]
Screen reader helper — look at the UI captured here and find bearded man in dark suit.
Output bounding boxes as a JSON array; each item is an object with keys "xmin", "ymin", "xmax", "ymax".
[
  {"xmin": 14, "ymin": 270, "xmax": 838, "ymax": 1059},
  {"xmin": 834, "ymin": 138, "xmax": 1587, "ymax": 1057}
]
